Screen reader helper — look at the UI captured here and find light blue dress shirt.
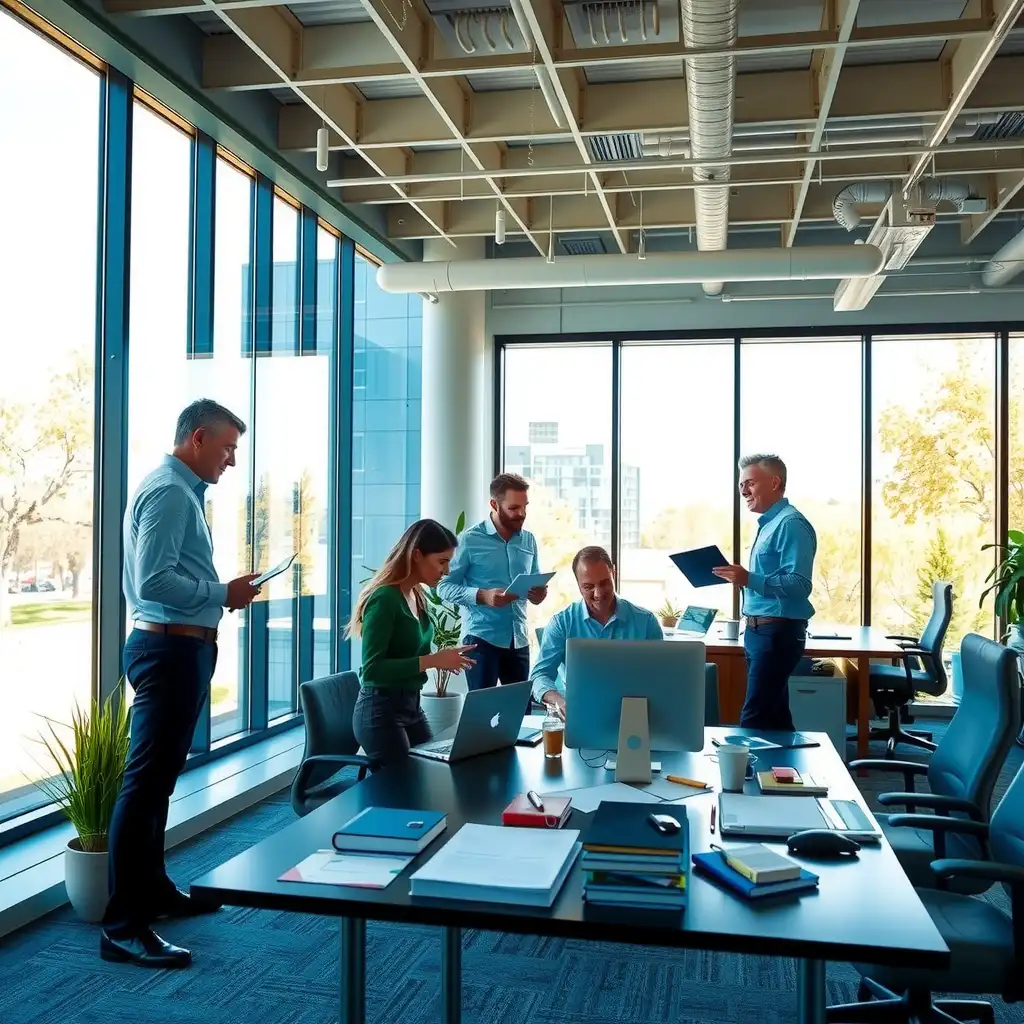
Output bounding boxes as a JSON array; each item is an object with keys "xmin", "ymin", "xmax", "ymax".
[
  {"xmin": 742, "ymin": 497, "xmax": 817, "ymax": 621},
  {"xmin": 436, "ymin": 516, "xmax": 540, "ymax": 650},
  {"xmin": 529, "ymin": 596, "xmax": 664, "ymax": 703},
  {"xmin": 123, "ymin": 455, "xmax": 228, "ymax": 629}
]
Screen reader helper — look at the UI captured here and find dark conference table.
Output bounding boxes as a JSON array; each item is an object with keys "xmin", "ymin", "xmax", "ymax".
[{"xmin": 192, "ymin": 729, "xmax": 948, "ymax": 1024}]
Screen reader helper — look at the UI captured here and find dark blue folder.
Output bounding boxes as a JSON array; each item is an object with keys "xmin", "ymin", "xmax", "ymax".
[{"xmin": 669, "ymin": 546, "xmax": 730, "ymax": 588}]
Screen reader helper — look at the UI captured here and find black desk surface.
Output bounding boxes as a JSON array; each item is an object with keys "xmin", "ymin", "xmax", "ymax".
[{"xmin": 192, "ymin": 729, "xmax": 949, "ymax": 969}]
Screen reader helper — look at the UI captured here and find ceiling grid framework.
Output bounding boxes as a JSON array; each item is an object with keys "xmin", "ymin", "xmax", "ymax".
[{"xmin": 106, "ymin": 0, "xmax": 1024, "ymax": 252}]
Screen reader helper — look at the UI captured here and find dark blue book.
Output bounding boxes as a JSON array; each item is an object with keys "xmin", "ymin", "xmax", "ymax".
[
  {"xmin": 332, "ymin": 807, "xmax": 447, "ymax": 854},
  {"xmin": 692, "ymin": 851, "xmax": 818, "ymax": 899}
]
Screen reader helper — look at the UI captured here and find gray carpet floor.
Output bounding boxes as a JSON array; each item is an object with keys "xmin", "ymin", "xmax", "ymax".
[{"xmin": 0, "ymin": 718, "xmax": 1020, "ymax": 1024}]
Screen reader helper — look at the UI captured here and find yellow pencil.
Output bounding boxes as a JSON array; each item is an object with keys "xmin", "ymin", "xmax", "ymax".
[{"xmin": 666, "ymin": 774, "xmax": 711, "ymax": 790}]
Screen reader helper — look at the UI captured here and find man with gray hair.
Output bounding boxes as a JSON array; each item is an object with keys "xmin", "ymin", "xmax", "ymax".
[
  {"xmin": 713, "ymin": 454, "xmax": 817, "ymax": 732},
  {"xmin": 101, "ymin": 399, "xmax": 261, "ymax": 969}
]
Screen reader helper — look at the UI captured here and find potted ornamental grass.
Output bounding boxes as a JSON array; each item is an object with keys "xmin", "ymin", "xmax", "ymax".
[
  {"xmin": 31, "ymin": 692, "xmax": 131, "ymax": 922},
  {"xmin": 658, "ymin": 598, "xmax": 682, "ymax": 629}
]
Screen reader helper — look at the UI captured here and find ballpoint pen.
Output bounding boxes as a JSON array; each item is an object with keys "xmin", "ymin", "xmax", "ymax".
[
  {"xmin": 710, "ymin": 806, "xmax": 717, "ymax": 835},
  {"xmin": 666, "ymin": 774, "xmax": 711, "ymax": 790},
  {"xmin": 527, "ymin": 790, "xmax": 545, "ymax": 811}
]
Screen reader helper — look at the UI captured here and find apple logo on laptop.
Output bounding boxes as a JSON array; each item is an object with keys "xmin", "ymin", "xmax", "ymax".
[{"xmin": 490, "ymin": 712, "xmax": 500, "ymax": 729}]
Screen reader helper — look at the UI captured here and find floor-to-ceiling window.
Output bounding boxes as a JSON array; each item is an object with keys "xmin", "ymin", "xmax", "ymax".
[
  {"xmin": 124, "ymin": 97, "xmax": 194, "ymax": 718},
  {"xmin": 619, "ymin": 342, "xmax": 734, "ymax": 617},
  {"xmin": 741, "ymin": 338, "xmax": 862, "ymax": 624},
  {"xmin": 0, "ymin": 10, "xmax": 100, "ymax": 821},
  {"xmin": 312, "ymin": 226, "xmax": 338, "ymax": 679},
  {"xmin": 499, "ymin": 330, "xmax": 1007, "ymax": 702},
  {"xmin": 501, "ymin": 344, "xmax": 613, "ymax": 642},
  {"xmin": 1010, "ymin": 332, "xmax": 1024, "ymax": 538},
  {"xmin": 350, "ymin": 252, "xmax": 423, "ymax": 660},
  {"xmin": 256, "ymin": 195, "xmax": 301, "ymax": 721},
  {"xmin": 871, "ymin": 333, "xmax": 996, "ymax": 648}
]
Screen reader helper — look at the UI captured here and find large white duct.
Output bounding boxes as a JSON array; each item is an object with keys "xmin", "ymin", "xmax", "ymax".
[
  {"xmin": 376, "ymin": 245, "xmax": 885, "ymax": 293},
  {"xmin": 982, "ymin": 227, "xmax": 1024, "ymax": 288},
  {"xmin": 680, "ymin": 0, "xmax": 739, "ymax": 296},
  {"xmin": 833, "ymin": 178, "xmax": 978, "ymax": 231}
]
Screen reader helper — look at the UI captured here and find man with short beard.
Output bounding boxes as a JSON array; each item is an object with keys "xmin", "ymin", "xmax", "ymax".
[{"xmin": 438, "ymin": 473, "xmax": 548, "ymax": 690}]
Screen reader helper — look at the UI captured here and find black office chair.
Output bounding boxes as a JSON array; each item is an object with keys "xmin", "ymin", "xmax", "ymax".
[
  {"xmin": 827, "ymin": 755, "xmax": 1024, "ymax": 1024},
  {"xmin": 290, "ymin": 672, "xmax": 371, "ymax": 817},
  {"xmin": 869, "ymin": 580, "xmax": 953, "ymax": 757},
  {"xmin": 850, "ymin": 633, "xmax": 1020, "ymax": 892}
]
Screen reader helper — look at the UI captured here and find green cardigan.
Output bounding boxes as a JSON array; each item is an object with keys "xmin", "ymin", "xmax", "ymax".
[{"xmin": 359, "ymin": 585, "xmax": 433, "ymax": 690}]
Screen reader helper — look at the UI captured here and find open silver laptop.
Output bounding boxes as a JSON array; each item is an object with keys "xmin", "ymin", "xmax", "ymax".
[
  {"xmin": 717, "ymin": 793, "xmax": 881, "ymax": 843},
  {"xmin": 412, "ymin": 681, "xmax": 532, "ymax": 763}
]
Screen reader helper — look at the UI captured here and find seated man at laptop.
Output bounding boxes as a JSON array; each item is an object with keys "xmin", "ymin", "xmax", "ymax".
[{"xmin": 530, "ymin": 546, "xmax": 663, "ymax": 713}]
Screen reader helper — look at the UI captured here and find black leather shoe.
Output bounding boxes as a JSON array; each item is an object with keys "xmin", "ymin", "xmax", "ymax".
[
  {"xmin": 100, "ymin": 927, "xmax": 191, "ymax": 968},
  {"xmin": 156, "ymin": 888, "xmax": 222, "ymax": 920}
]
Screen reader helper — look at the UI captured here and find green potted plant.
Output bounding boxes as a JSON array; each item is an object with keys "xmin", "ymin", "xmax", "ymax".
[
  {"xmin": 980, "ymin": 529, "xmax": 1024, "ymax": 657},
  {"xmin": 657, "ymin": 598, "xmax": 682, "ymax": 629},
  {"xmin": 31, "ymin": 692, "xmax": 131, "ymax": 922},
  {"xmin": 420, "ymin": 512, "xmax": 467, "ymax": 735}
]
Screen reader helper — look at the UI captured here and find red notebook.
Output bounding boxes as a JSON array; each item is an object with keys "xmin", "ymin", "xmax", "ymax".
[{"xmin": 501, "ymin": 793, "xmax": 572, "ymax": 829}]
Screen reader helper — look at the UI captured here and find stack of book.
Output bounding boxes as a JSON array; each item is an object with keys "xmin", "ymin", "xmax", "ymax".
[
  {"xmin": 580, "ymin": 802, "xmax": 688, "ymax": 910},
  {"xmin": 756, "ymin": 769, "xmax": 829, "ymax": 797},
  {"xmin": 692, "ymin": 843, "xmax": 819, "ymax": 900}
]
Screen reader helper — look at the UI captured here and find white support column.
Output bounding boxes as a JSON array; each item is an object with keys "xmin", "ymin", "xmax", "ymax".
[{"xmin": 419, "ymin": 237, "xmax": 489, "ymax": 533}]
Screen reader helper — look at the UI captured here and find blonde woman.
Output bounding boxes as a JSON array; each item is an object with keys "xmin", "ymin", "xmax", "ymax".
[{"xmin": 349, "ymin": 519, "xmax": 476, "ymax": 768}]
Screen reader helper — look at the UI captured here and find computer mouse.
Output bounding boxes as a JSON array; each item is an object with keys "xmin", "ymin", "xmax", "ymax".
[
  {"xmin": 786, "ymin": 829, "xmax": 861, "ymax": 859},
  {"xmin": 648, "ymin": 813, "xmax": 681, "ymax": 835}
]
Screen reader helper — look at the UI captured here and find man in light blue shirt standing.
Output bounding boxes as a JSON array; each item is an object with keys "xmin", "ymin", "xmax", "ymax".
[
  {"xmin": 531, "ymin": 546, "xmax": 663, "ymax": 713},
  {"xmin": 437, "ymin": 473, "xmax": 547, "ymax": 689},
  {"xmin": 102, "ymin": 400, "xmax": 260, "ymax": 970},
  {"xmin": 713, "ymin": 453, "xmax": 817, "ymax": 731}
]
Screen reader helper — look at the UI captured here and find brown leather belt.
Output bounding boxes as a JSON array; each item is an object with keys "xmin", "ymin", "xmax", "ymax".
[
  {"xmin": 135, "ymin": 621, "xmax": 218, "ymax": 644},
  {"xmin": 744, "ymin": 615, "xmax": 791, "ymax": 627}
]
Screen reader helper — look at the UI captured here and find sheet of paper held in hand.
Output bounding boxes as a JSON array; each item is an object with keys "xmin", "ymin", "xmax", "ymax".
[
  {"xmin": 279, "ymin": 850, "xmax": 412, "ymax": 889},
  {"xmin": 503, "ymin": 571, "xmax": 556, "ymax": 598}
]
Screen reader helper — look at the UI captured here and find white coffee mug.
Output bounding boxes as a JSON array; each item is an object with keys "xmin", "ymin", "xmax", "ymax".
[
  {"xmin": 720, "ymin": 618, "xmax": 740, "ymax": 641},
  {"xmin": 715, "ymin": 744, "xmax": 751, "ymax": 792}
]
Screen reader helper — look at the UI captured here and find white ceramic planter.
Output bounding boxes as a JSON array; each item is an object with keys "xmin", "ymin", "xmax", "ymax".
[
  {"xmin": 65, "ymin": 838, "xmax": 109, "ymax": 923},
  {"xmin": 421, "ymin": 691, "xmax": 464, "ymax": 737}
]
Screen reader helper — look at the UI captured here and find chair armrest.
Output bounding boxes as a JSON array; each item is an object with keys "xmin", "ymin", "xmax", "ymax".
[
  {"xmin": 931, "ymin": 858, "xmax": 1024, "ymax": 888},
  {"xmin": 887, "ymin": 814, "xmax": 989, "ymax": 838},
  {"xmin": 848, "ymin": 759, "xmax": 927, "ymax": 792},
  {"xmin": 876, "ymin": 792, "xmax": 984, "ymax": 819},
  {"xmin": 886, "ymin": 634, "xmax": 920, "ymax": 643},
  {"xmin": 887, "ymin": 813, "xmax": 990, "ymax": 867},
  {"xmin": 293, "ymin": 754, "xmax": 371, "ymax": 794},
  {"xmin": 894, "ymin": 646, "xmax": 928, "ymax": 658}
]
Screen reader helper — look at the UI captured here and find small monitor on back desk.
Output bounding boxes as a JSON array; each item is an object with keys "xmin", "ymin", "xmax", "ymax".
[{"xmin": 564, "ymin": 638, "xmax": 706, "ymax": 785}]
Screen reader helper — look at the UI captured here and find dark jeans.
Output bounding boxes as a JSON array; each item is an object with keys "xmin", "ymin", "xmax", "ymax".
[
  {"xmin": 352, "ymin": 686, "xmax": 432, "ymax": 770},
  {"xmin": 741, "ymin": 618, "xmax": 808, "ymax": 732},
  {"xmin": 102, "ymin": 629, "xmax": 216, "ymax": 936},
  {"xmin": 463, "ymin": 635, "xmax": 530, "ymax": 691}
]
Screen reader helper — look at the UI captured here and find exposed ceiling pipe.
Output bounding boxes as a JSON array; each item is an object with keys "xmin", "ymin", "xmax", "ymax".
[
  {"xmin": 833, "ymin": 178, "xmax": 980, "ymax": 231},
  {"xmin": 680, "ymin": 0, "xmax": 739, "ymax": 296},
  {"xmin": 982, "ymin": 227, "xmax": 1024, "ymax": 288},
  {"xmin": 643, "ymin": 115, "xmax": 991, "ymax": 151},
  {"xmin": 331, "ymin": 138, "xmax": 1024, "ymax": 189},
  {"xmin": 376, "ymin": 245, "xmax": 884, "ymax": 293}
]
